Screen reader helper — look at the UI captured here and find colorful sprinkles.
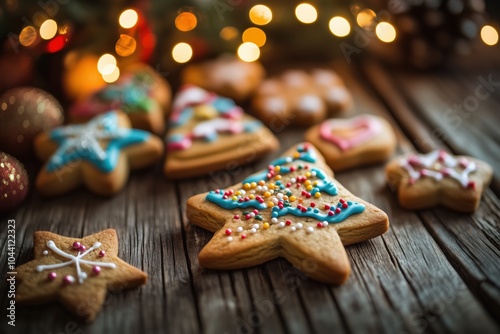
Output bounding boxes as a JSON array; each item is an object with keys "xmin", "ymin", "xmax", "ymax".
[{"xmin": 206, "ymin": 145, "xmax": 365, "ymax": 241}]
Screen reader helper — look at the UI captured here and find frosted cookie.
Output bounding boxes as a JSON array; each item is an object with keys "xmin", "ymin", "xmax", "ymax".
[
  {"xmin": 385, "ymin": 150, "xmax": 493, "ymax": 212},
  {"xmin": 181, "ymin": 54, "xmax": 265, "ymax": 101},
  {"xmin": 187, "ymin": 143, "xmax": 389, "ymax": 284},
  {"xmin": 35, "ymin": 111, "xmax": 163, "ymax": 196},
  {"xmin": 164, "ymin": 85, "xmax": 279, "ymax": 179},
  {"xmin": 15, "ymin": 229, "xmax": 147, "ymax": 321},
  {"xmin": 69, "ymin": 64, "xmax": 171, "ymax": 134},
  {"xmin": 305, "ymin": 114, "xmax": 397, "ymax": 171},
  {"xmin": 251, "ymin": 69, "xmax": 352, "ymax": 129}
]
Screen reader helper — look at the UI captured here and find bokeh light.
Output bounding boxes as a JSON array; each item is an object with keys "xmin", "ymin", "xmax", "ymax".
[
  {"xmin": 19, "ymin": 26, "xmax": 37, "ymax": 46},
  {"xmin": 172, "ymin": 42, "xmax": 193, "ymax": 63},
  {"xmin": 102, "ymin": 66, "xmax": 120, "ymax": 83},
  {"xmin": 375, "ymin": 22, "xmax": 396, "ymax": 43},
  {"xmin": 175, "ymin": 12, "xmax": 197, "ymax": 32},
  {"xmin": 237, "ymin": 42, "xmax": 260, "ymax": 62},
  {"xmin": 220, "ymin": 26, "xmax": 239, "ymax": 41},
  {"xmin": 119, "ymin": 9, "xmax": 138, "ymax": 29},
  {"xmin": 40, "ymin": 19, "xmax": 58, "ymax": 40},
  {"xmin": 481, "ymin": 25, "xmax": 498, "ymax": 46},
  {"xmin": 97, "ymin": 54, "xmax": 117, "ymax": 75},
  {"xmin": 115, "ymin": 34, "xmax": 137, "ymax": 57},
  {"xmin": 295, "ymin": 3, "xmax": 317, "ymax": 24},
  {"xmin": 356, "ymin": 9, "xmax": 376, "ymax": 29},
  {"xmin": 242, "ymin": 27, "xmax": 266, "ymax": 47},
  {"xmin": 329, "ymin": 17, "xmax": 351, "ymax": 37},
  {"xmin": 249, "ymin": 5, "xmax": 272, "ymax": 26}
]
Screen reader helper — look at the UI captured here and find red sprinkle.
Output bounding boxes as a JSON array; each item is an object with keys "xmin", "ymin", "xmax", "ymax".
[
  {"xmin": 339, "ymin": 198, "xmax": 345, "ymax": 204},
  {"xmin": 317, "ymin": 222, "xmax": 323, "ymax": 228},
  {"xmin": 225, "ymin": 229, "xmax": 232, "ymax": 235},
  {"xmin": 285, "ymin": 220, "xmax": 292, "ymax": 226},
  {"xmin": 301, "ymin": 207, "xmax": 307, "ymax": 213},
  {"xmin": 342, "ymin": 203, "xmax": 348, "ymax": 209},
  {"xmin": 253, "ymin": 209, "xmax": 259, "ymax": 215},
  {"xmin": 467, "ymin": 181, "xmax": 476, "ymax": 190},
  {"xmin": 241, "ymin": 234, "xmax": 247, "ymax": 239},
  {"xmin": 324, "ymin": 204, "xmax": 331, "ymax": 210},
  {"xmin": 310, "ymin": 202, "xmax": 316, "ymax": 207},
  {"xmin": 245, "ymin": 214, "xmax": 251, "ymax": 220},
  {"xmin": 328, "ymin": 211, "xmax": 334, "ymax": 216},
  {"xmin": 223, "ymin": 195, "xmax": 228, "ymax": 199},
  {"xmin": 234, "ymin": 215, "xmax": 240, "ymax": 220},
  {"xmin": 305, "ymin": 193, "xmax": 311, "ymax": 199},
  {"xmin": 335, "ymin": 208, "xmax": 342, "ymax": 214}
]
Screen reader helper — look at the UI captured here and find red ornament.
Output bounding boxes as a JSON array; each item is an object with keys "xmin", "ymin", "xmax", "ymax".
[
  {"xmin": 0, "ymin": 152, "xmax": 29, "ymax": 212},
  {"xmin": 0, "ymin": 88, "xmax": 63, "ymax": 157}
]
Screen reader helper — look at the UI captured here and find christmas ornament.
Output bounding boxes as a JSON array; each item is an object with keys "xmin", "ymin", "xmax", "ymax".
[
  {"xmin": 0, "ymin": 152, "xmax": 29, "ymax": 212},
  {"xmin": 351, "ymin": 0, "xmax": 487, "ymax": 69},
  {"xmin": 0, "ymin": 87, "xmax": 64, "ymax": 157}
]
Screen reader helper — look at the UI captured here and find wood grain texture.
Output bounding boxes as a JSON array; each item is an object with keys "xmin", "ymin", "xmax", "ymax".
[{"xmin": 1, "ymin": 59, "xmax": 499, "ymax": 334}]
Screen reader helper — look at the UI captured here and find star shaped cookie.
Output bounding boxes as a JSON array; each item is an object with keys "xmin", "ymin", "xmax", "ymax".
[
  {"xmin": 251, "ymin": 69, "xmax": 352, "ymax": 128},
  {"xmin": 15, "ymin": 229, "xmax": 147, "ymax": 321},
  {"xmin": 35, "ymin": 110, "xmax": 163, "ymax": 196},
  {"xmin": 164, "ymin": 85, "xmax": 279, "ymax": 179},
  {"xmin": 187, "ymin": 143, "xmax": 389, "ymax": 284},
  {"xmin": 385, "ymin": 150, "xmax": 493, "ymax": 212}
]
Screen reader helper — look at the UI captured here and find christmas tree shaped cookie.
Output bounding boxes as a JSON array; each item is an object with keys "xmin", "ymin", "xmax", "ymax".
[
  {"xmin": 187, "ymin": 143, "xmax": 389, "ymax": 284},
  {"xmin": 386, "ymin": 150, "xmax": 493, "ymax": 212},
  {"xmin": 15, "ymin": 229, "xmax": 147, "ymax": 321},
  {"xmin": 164, "ymin": 85, "xmax": 279, "ymax": 179}
]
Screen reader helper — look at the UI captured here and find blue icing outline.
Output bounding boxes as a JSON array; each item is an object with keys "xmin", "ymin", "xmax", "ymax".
[{"xmin": 46, "ymin": 111, "xmax": 150, "ymax": 173}]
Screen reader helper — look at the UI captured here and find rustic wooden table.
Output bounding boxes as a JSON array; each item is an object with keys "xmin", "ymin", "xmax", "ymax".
[{"xmin": 1, "ymin": 53, "xmax": 499, "ymax": 334}]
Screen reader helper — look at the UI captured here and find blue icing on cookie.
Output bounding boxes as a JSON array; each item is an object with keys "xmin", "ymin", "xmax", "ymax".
[
  {"xmin": 171, "ymin": 107, "xmax": 194, "ymax": 127},
  {"xmin": 46, "ymin": 111, "xmax": 150, "ymax": 173},
  {"xmin": 243, "ymin": 120, "xmax": 263, "ymax": 133},
  {"xmin": 270, "ymin": 201, "xmax": 365, "ymax": 223},
  {"xmin": 212, "ymin": 97, "xmax": 236, "ymax": 113},
  {"xmin": 206, "ymin": 192, "xmax": 268, "ymax": 210}
]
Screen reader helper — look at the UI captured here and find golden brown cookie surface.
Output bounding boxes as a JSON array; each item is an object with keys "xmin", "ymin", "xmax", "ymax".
[
  {"xmin": 15, "ymin": 229, "xmax": 147, "ymax": 321},
  {"xmin": 164, "ymin": 85, "xmax": 279, "ymax": 179},
  {"xmin": 252, "ymin": 69, "xmax": 352, "ymax": 129},
  {"xmin": 187, "ymin": 143, "xmax": 389, "ymax": 284},
  {"xmin": 385, "ymin": 150, "xmax": 493, "ymax": 212},
  {"xmin": 305, "ymin": 114, "xmax": 397, "ymax": 171}
]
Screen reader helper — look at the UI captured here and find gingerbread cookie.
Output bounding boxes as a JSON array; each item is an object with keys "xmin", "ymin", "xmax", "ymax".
[
  {"xmin": 164, "ymin": 85, "xmax": 279, "ymax": 179},
  {"xmin": 181, "ymin": 54, "xmax": 265, "ymax": 101},
  {"xmin": 187, "ymin": 143, "xmax": 389, "ymax": 284},
  {"xmin": 69, "ymin": 64, "xmax": 171, "ymax": 134},
  {"xmin": 15, "ymin": 229, "xmax": 147, "ymax": 321},
  {"xmin": 385, "ymin": 150, "xmax": 493, "ymax": 212},
  {"xmin": 35, "ymin": 111, "xmax": 163, "ymax": 196},
  {"xmin": 251, "ymin": 69, "xmax": 352, "ymax": 129},
  {"xmin": 305, "ymin": 114, "xmax": 397, "ymax": 171}
]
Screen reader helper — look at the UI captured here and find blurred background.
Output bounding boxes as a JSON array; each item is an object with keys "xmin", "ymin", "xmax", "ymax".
[{"xmin": 0, "ymin": 0, "xmax": 498, "ymax": 104}]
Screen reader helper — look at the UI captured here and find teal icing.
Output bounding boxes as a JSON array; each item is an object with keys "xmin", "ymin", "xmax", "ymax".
[
  {"xmin": 270, "ymin": 202, "xmax": 365, "ymax": 223},
  {"xmin": 171, "ymin": 107, "xmax": 193, "ymax": 127},
  {"xmin": 46, "ymin": 111, "xmax": 150, "ymax": 173},
  {"xmin": 243, "ymin": 120, "xmax": 263, "ymax": 133},
  {"xmin": 206, "ymin": 192, "xmax": 268, "ymax": 210}
]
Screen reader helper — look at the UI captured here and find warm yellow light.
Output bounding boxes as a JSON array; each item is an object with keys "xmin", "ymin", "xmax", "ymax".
[
  {"xmin": 242, "ymin": 27, "xmax": 266, "ymax": 47},
  {"xmin": 102, "ymin": 66, "xmax": 120, "ymax": 83},
  {"xmin": 175, "ymin": 12, "xmax": 197, "ymax": 32},
  {"xmin": 119, "ymin": 9, "xmax": 138, "ymax": 29},
  {"xmin": 220, "ymin": 26, "xmax": 239, "ymax": 41},
  {"xmin": 237, "ymin": 42, "xmax": 260, "ymax": 62},
  {"xmin": 115, "ymin": 34, "xmax": 137, "ymax": 57},
  {"xmin": 249, "ymin": 5, "xmax": 272, "ymax": 26},
  {"xmin": 481, "ymin": 25, "xmax": 499, "ymax": 46},
  {"xmin": 376, "ymin": 22, "xmax": 396, "ymax": 43},
  {"xmin": 19, "ymin": 26, "xmax": 37, "ymax": 46},
  {"xmin": 329, "ymin": 17, "xmax": 351, "ymax": 37},
  {"xmin": 356, "ymin": 9, "xmax": 376, "ymax": 29},
  {"xmin": 39, "ymin": 19, "xmax": 58, "ymax": 40},
  {"xmin": 172, "ymin": 42, "xmax": 193, "ymax": 63},
  {"xmin": 97, "ymin": 54, "xmax": 117, "ymax": 75},
  {"xmin": 295, "ymin": 3, "xmax": 317, "ymax": 24}
]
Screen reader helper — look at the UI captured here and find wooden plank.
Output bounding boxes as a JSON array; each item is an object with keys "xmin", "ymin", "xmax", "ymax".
[{"xmin": 363, "ymin": 60, "xmax": 500, "ymax": 323}]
